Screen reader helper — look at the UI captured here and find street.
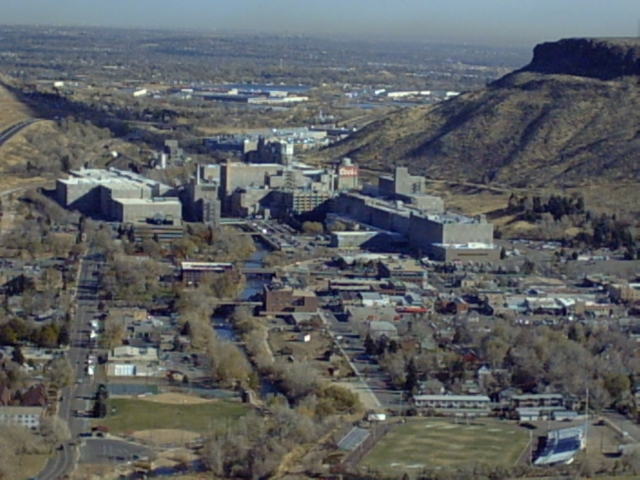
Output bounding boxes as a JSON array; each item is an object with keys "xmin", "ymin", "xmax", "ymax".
[{"xmin": 36, "ymin": 249, "xmax": 105, "ymax": 480}]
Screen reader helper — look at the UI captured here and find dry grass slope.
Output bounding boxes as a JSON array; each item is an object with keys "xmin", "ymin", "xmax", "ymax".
[
  {"xmin": 324, "ymin": 72, "xmax": 640, "ymax": 189},
  {"xmin": 0, "ymin": 83, "xmax": 31, "ymax": 132}
]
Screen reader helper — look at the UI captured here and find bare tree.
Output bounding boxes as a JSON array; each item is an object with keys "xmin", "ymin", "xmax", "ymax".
[
  {"xmin": 45, "ymin": 356, "xmax": 74, "ymax": 389},
  {"xmin": 40, "ymin": 415, "xmax": 71, "ymax": 450},
  {"xmin": 99, "ymin": 314, "xmax": 125, "ymax": 349}
]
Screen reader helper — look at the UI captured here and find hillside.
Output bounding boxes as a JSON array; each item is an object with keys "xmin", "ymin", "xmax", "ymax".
[
  {"xmin": 320, "ymin": 38, "xmax": 640, "ymax": 191},
  {"xmin": 0, "ymin": 82, "xmax": 32, "ymax": 132}
]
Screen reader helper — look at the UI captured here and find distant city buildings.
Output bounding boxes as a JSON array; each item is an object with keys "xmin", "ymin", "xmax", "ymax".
[{"xmin": 204, "ymin": 127, "xmax": 335, "ymax": 163}]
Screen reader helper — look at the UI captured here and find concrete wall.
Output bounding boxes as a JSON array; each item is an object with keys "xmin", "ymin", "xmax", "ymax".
[
  {"xmin": 113, "ymin": 200, "xmax": 182, "ymax": 224},
  {"xmin": 431, "ymin": 245, "xmax": 500, "ymax": 262}
]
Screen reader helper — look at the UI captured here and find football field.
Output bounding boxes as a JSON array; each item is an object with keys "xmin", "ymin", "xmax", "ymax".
[{"xmin": 361, "ymin": 418, "xmax": 530, "ymax": 473}]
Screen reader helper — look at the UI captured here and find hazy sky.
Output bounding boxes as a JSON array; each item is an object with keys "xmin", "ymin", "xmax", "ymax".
[{"xmin": 2, "ymin": 0, "xmax": 639, "ymax": 45}]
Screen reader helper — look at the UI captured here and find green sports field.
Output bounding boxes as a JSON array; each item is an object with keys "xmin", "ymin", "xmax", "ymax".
[{"xmin": 361, "ymin": 418, "xmax": 530, "ymax": 473}]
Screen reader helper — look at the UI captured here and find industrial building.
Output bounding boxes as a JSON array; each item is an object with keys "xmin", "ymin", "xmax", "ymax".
[
  {"xmin": 331, "ymin": 167, "xmax": 498, "ymax": 262},
  {"xmin": 218, "ymin": 159, "xmax": 357, "ymax": 217},
  {"xmin": 182, "ymin": 164, "xmax": 222, "ymax": 225},
  {"xmin": 55, "ymin": 168, "xmax": 182, "ymax": 224}
]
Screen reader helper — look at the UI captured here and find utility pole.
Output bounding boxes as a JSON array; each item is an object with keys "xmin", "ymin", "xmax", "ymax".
[{"xmin": 585, "ymin": 387, "xmax": 589, "ymax": 452}]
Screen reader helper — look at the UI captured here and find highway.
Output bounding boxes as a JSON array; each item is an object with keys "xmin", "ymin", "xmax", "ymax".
[
  {"xmin": 0, "ymin": 118, "xmax": 39, "ymax": 149},
  {"xmin": 37, "ymin": 249, "xmax": 103, "ymax": 480}
]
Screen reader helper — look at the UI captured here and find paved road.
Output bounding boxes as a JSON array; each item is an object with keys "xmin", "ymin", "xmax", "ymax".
[
  {"xmin": 0, "ymin": 118, "xmax": 39, "ymax": 149},
  {"xmin": 80, "ymin": 438, "xmax": 150, "ymax": 464},
  {"xmin": 326, "ymin": 311, "xmax": 403, "ymax": 409},
  {"xmin": 37, "ymin": 249, "xmax": 103, "ymax": 480},
  {"xmin": 603, "ymin": 410, "xmax": 640, "ymax": 443}
]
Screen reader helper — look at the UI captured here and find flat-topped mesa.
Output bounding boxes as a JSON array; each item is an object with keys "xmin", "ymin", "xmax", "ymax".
[{"xmin": 522, "ymin": 38, "xmax": 640, "ymax": 80}]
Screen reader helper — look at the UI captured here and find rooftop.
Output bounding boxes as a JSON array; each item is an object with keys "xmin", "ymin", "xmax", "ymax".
[
  {"xmin": 60, "ymin": 168, "xmax": 169, "ymax": 189},
  {"xmin": 112, "ymin": 198, "xmax": 181, "ymax": 206}
]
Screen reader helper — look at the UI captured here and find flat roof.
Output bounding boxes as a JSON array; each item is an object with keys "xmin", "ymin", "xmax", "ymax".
[
  {"xmin": 413, "ymin": 395, "xmax": 491, "ymax": 402},
  {"xmin": 112, "ymin": 198, "xmax": 181, "ymax": 205},
  {"xmin": 181, "ymin": 262, "xmax": 233, "ymax": 270},
  {"xmin": 432, "ymin": 243, "xmax": 497, "ymax": 250},
  {"xmin": 59, "ymin": 168, "xmax": 171, "ymax": 190}
]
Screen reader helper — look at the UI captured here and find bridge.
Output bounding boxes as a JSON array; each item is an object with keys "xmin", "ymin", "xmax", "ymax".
[
  {"xmin": 215, "ymin": 301, "xmax": 263, "ymax": 307},
  {"xmin": 240, "ymin": 267, "xmax": 277, "ymax": 276}
]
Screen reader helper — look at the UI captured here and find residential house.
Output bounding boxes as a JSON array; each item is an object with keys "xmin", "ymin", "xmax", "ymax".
[
  {"xmin": 21, "ymin": 384, "xmax": 47, "ymax": 407},
  {"xmin": 368, "ymin": 321, "xmax": 398, "ymax": 340}
]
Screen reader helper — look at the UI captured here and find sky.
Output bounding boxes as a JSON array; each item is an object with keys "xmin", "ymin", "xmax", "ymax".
[{"xmin": 1, "ymin": 0, "xmax": 639, "ymax": 45}]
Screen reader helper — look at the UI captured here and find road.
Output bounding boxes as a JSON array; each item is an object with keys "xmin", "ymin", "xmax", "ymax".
[
  {"xmin": 325, "ymin": 310, "xmax": 403, "ymax": 409},
  {"xmin": 603, "ymin": 410, "xmax": 640, "ymax": 443},
  {"xmin": 0, "ymin": 118, "xmax": 39, "ymax": 149},
  {"xmin": 37, "ymin": 249, "xmax": 104, "ymax": 480},
  {"xmin": 80, "ymin": 438, "xmax": 150, "ymax": 465}
]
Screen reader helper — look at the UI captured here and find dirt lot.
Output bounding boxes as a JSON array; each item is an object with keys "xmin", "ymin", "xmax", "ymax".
[
  {"xmin": 131, "ymin": 429, "xmax": 201, "ymax": 447},
  {"xmin": 138, "ymin": 392, "xmax": 215, "ymax": 405}
]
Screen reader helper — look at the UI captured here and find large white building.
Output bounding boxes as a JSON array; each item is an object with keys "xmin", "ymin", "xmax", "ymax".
[
  {"xmin": 0, "ymin": 406, "xmax": 44, "ymax": 429},
  {"xmin": 55, "ymin": 168, "xmax": 181, "ymax": 224}
]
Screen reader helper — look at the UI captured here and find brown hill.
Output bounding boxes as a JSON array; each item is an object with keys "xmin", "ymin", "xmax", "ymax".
[{"xmin": 320, "ymin": 38, "xmax": 640, "ymax": 189}]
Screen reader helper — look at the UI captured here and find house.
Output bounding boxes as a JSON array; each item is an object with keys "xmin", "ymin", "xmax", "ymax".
[
  {"xmin": 21, "ymin": 384, "xmax": 47, "ymax": 407},
  {"xmin": 412, "ymin": 394, "xmax": 491, "ymax": 415},
  {"xmin": 368, "ymin": 321, "xmax": 398, "ymax": 340},
  {"xmin": 511, "ymin": 393, "xmax": 564, "ymax": 409},
  {"xmin": 552, "ymin": 410, "xmax": 579, "ymax": 422},
  {"xmin": 517, "ymin": 408, "xmax": 541, "ymax": 422},
  {"xmin": 0, "ymin": 406, "xmax": 44, "ymax": 429}
]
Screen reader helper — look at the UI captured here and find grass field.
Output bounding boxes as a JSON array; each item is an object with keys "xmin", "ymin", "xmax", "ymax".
[
  {"xmin": 361, "ymin": 418, "xmax": 530, "ymax": 473},
  {"xmin": 91, "ymin": 398, "xmax": 248, "ymax": 434}
]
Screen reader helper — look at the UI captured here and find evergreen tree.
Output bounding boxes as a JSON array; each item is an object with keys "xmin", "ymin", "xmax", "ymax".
[
  {"xmin": 11, "ymin": 345, "xmax": 25, "ymax": 365},
  {"xmin": 364, "ymin": 334, "xmax": 376, "ymax": 356},
  {"xmin": 405, "ymin": 358, "xmax": 419, "ymax": 394}
]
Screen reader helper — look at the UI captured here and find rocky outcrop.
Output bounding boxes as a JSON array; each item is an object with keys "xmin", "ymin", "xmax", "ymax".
[{"xmin": 523, "ymin": 38, "xmax": 640, "ymax": 80}]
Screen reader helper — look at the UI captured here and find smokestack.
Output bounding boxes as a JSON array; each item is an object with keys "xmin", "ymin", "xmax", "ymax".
[{"xmin": 196, "ymin": 164, "xmax": 201, "ymax": 184}]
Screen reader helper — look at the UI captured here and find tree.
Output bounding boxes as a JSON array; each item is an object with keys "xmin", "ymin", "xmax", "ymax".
[
  {"xmin": 522, "ymin": 259, "xmax": 537, "ymax": 275},
  {"xmin": 405, "ymin": 358, "xmax": 419, "ymax": 394},
  {"xmin": 276, "ymin": 361, "xmax": 320, "ymax": 401},
  {"xmin": 209, "ymin": 340, "xmax": 252, "ymax": 388},
  {"xmin": 40, "ymin": 416, "xmax": 71, "ymax": 450},
  {"xmin": 46, "ymin": 356, "xmax": 74, "ymax": 389},
  {"xmin": 93, "ymin": 398, "xmax": 107, "ymax": 418},
  {"xmin": 99, "ymin": 314, "xmax": 125, "ymax": 350},
  {"xmin": 11, "ymin": 346, "xmax": 25, "ymax": 366},
  {"xmin": 327, "ymin": 220, "xmax": 348, "ymax": 232},
  {"xmin": 57, "ymin": 324, "xmax": 70, "ymax": 346},
  {"xmin": 364, "ymin": 334, "xmax": 376, "ymax": 356},
  {"xmin": 301, "ymin": 221, "xmax": 323, "ymax": 235}
]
